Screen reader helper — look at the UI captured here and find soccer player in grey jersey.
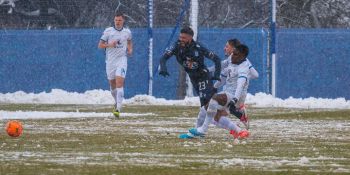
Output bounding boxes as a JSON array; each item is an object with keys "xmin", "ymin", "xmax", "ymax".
[
  {"xmin": 98, "ymin": 12, "xmax": 133, "ymax": 117},
  {"xmin": 189, "ymin": 44, "xmax": 251, "ymax": 138}
]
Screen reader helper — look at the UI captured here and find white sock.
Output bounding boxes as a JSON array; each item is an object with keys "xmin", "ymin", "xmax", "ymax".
[
  {"xmin": 213, "ymin": 116, "xmax": 241, "ymax": 132},
  {"xmin": 197, "ymin": 99, "xmax": 218, "ymax": 134},
  {"xmin": 116, "ymin": 87, "xmax": 124, "ymax": 111},
  {"xmin": 195, "ymin": 106, "xmax": 206, "ymax": 128},
  {"xmin": 111, "ymin": 88, "xmax": 118, "ymax": 107}
]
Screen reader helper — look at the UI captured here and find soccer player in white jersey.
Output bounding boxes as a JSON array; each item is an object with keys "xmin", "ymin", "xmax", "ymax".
[
  {"xmin": 98, "ymin": 12, "xmax": 133, "ymax": 117},
  {"xmin": 222, "ymin": 39, "xmax": 259, "ymax": 80},
  {"xmin": 206, "ymin": 39, "xmax": 258, "ymax": 128},
  {"xmin": 188, "ymin": 44, "xmax": 251, "ymax": 138},
  {"xmin": 220, "ymin": 39, "xmax": 258, "ymax": 127},
  {"xmin": 180, "ymin": 41, "xmax": 257, "ymax": 139}
]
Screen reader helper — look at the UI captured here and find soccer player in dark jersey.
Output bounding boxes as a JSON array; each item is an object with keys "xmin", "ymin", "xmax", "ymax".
[
  {"xmin": 159, "ymin": 26, "xmax": 222, "ymax": 139},
  {"xmin": 159, "ymin": 26, "xmax": 221, "ymax": 107}
]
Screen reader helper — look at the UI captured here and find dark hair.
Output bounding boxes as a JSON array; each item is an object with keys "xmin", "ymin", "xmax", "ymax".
[
  {"xmin": 115, "ymin": 12, "xmax": 125, "ymax": 18},
  {"xmin": 180, "ymin": 27, "xmax": 194, "ymax": 37},
  {"xmin": 236, "ymin": 44, "xmax": 249, "ymax": 57},
  {"xmin": 227, "ymin": 38, "xmax": 241, "ymax": 48}
]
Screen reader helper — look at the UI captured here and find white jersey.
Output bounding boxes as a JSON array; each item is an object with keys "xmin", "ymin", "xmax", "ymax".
[
  {"xmin": 220, "ymin": 55, "xmax": 258, "ymax": 79},
  {"xmin": 100, "ymin": 27, "xmax": 132, "ymax": 63},
  {"xmin": 208, "ymin": 55, "xmax": 258, "ymax": 79},
  {"xmin": 221, "ymin": 60, "xmax": 250, "ymax": 99}
]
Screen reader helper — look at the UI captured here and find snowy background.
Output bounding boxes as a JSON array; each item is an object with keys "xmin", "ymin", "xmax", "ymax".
[{"xmin": 1, "ymin": 89, "xmax": 350, "ymax": 109}]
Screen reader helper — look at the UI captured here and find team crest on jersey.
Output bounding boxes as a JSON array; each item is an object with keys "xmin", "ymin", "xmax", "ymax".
[
  {"xmin": 194, "ymin": 51, "xmax": 199, "ymax": 57},
  {"xmin": 184, "ymin": 57, "xmax": 199, "ymax": 69}
]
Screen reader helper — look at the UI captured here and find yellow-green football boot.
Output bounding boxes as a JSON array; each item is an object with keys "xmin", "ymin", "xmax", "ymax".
[{"xmin": 112, "ymin": 108, "xmax": 120, "ymax": 118}]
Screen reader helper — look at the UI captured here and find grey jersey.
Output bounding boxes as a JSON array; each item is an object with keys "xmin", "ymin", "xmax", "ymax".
[{"xmin": 100, "ymin": 27, "xmax": 132, "ymax": 62}]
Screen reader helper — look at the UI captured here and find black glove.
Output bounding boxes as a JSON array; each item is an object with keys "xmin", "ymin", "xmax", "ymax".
[
  {"xmin": 211, "ymin": 76, "xmax": 221, "ymax": 81},
  {"xmin": 159, "ymin": 70, "xmax": 170, "ymax": 77},
  {"xmin": 213, "ymin": 87, "xmax": 218, "ymax": 94},
  {"xmin": 228, "ymin": 98, "xmax": 238, "ymax": 114}
]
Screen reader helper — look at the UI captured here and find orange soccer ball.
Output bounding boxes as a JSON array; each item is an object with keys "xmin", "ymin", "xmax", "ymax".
[{"xmin": 6, "ymin": 120, "xmax": 23, "ymax": 137}]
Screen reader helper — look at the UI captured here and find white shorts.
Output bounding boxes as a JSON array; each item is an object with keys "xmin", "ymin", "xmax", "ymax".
[
  {"xmin": 106, "ymin": 58, "xmax": 127, "ymax": 80},
  {"xmin": 219, "ymin": 91, "xmax": 247, "ymax": 108}
]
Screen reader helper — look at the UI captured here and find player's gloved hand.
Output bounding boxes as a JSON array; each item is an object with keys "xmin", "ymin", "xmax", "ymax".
[
  {"xmin": 159, "ymin": 70, "xmax": 170, "ymax": 77},
  {"xmin": 228, "ymin": 98, "xmax": 238, "ymax": 114},
  {"xmin": 213, "ymin": 88, "xmax": 218, "ymax": 94},
  {"xmin": 211, "ymin": 76, "xmax": 221, "ymax": 81}
]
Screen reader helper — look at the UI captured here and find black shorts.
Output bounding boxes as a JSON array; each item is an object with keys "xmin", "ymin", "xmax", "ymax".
[{"xmin": 191, "ymin": 74, "xmax": 216, "ymax": 107}]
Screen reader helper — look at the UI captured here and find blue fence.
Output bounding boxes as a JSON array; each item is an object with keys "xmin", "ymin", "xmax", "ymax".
[
  {"xmin": 1, "ymin": 28, "xmax": 349, "ymax": 99},
  {"xmin": 276, "ymin": 29, "xmax": 350, "ymax": 99},
  {"xmin": 0, "ymin": 28, "xmax": 268, "ymax": 99}
]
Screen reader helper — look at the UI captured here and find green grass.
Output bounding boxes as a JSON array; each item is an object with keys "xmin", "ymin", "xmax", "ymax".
[{"xmin": 0, "ymin": 104, "xmax": 349, "ymax": 175}]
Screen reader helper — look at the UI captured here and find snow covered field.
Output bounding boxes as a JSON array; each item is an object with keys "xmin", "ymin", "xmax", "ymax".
[{"xmin": 0, "ymin": 90, "xmax": 349, "ymax": 174}]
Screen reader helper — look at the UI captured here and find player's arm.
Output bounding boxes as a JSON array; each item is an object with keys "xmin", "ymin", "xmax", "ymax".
[
  {"xmin": 214, "ymin": 72, "xmax": 227, "ymax": 89},
  {"xmin": 98, "ymin": 29, "xmax": 117, "ymax": 49},
  {"xmin": 98, "ymin": 39, "xmax": 116, "ymax": 49},
  {"xmin": 246, "ymin": 59, "xmax": 259, "ymax": 79},
  {"xmin": 208, "ymin": 59, "xmax": 228, "ymax": 73},
  {"xmin": 249, "ymin": 66, "xmax": 259, "ymax": 79},
  {"xmin": 234, "ymin": 68, "xmax": 249, "ymax": 99},
  {"xmin": 200, "ymin": 45, "xmax": 221, "ymax": 80},
  {"xmin": 127, "ymin": 30, "xmax": 133, "ymax": 56},
  {"xmin": 127, "ymin": 39, "xmax": 133, "ymax": 56},
  {"xmin": 159, "ymin": 43, "xmax": 176, "ymax": 77}
]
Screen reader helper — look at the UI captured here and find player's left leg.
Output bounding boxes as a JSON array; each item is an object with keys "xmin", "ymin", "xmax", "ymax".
[
  {"xmin": 213, "ymin": 112, "xmax": 240, "ymax": 132},
  {"xmin": 190, "ymin": 93, "xmax": 227, "ymax": 136},
  {"xmin": 106, "ymin": 64, "xmax": 119, "ymax": 117},
  {"xmin": 213, "ymin": 110, "xmax": 249, "ymax": 139},
  {"xmin": 195, "ymin": 106, "xmax": 207, "ymax": 128},
  {"xmin": 109, "ymin": 79, "xmax": 119, "ymax": 117},
  {"xmin": 114, "ymin": 66, "xmax": 127, "ymax": 114}
]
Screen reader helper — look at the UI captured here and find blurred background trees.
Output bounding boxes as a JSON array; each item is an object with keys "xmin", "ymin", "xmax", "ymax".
[{"xmin": 1, "ymin": 0, "xmax": 349, "ymax": 29}]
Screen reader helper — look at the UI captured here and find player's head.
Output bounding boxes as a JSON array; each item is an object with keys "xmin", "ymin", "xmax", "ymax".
[
  {"xmin": 224, "ymin": 38, "xmax": 241, "ymax": 56},
  {"xmin": 114, "ymin": 12, "xmax": 125, "ymax": 29},
  {"xmin": 231, "ymin": 44, "xmax": 249, "ymax": 64},
  {"xmin": 179, "ymin": 27, "xmax": 194, "ymax": 47}
]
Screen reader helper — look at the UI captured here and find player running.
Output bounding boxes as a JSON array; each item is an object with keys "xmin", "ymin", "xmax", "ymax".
[
  {"xmin": 98, "ymin": 12, "xmax": 133, "ymax": 118},
  {"xmin": 159, "ymin": 26, "xmax": 221, "ymax": 107}
]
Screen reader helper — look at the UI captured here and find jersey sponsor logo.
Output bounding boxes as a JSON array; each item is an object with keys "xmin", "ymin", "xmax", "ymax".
[
  {"xmin": 183, "ymin": 57, "xmax": 199, "ymax": 69},
  {"xmin": 116, "ymin": 40, "xmax": 123, "ymax": 48},
  {"xmin": 194, "ymin": 51, "xmax": 199, "ymax": 57}
]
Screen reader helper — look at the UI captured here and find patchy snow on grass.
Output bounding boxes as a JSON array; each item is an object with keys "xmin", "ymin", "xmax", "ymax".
[
  {"xmin": 0, "ymin": 110, "xmax": 155, "ymax": 120},
  {"xmin": 1, "ymin": 89, "xmax": 350, "ymax": 109}
]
